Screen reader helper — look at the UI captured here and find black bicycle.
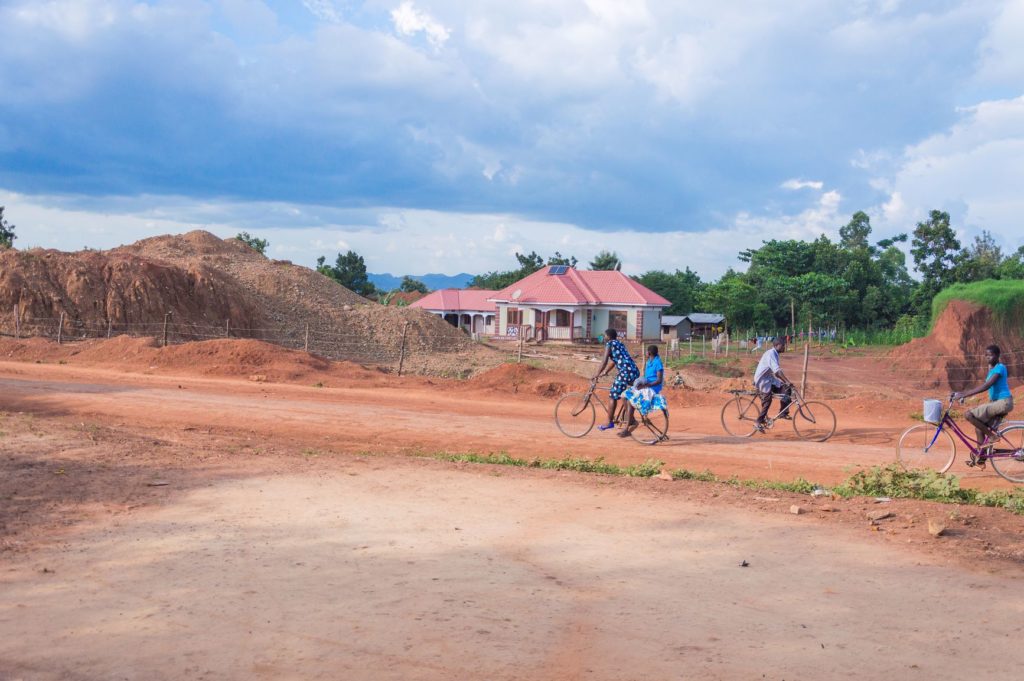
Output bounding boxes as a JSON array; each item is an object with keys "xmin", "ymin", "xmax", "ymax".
[{"xmin": 554, "ymin": 380, "xmax": 669, "ymax": 445}]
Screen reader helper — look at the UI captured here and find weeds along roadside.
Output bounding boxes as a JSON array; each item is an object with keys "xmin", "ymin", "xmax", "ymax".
[{"xmin": 428, "ymin": 452, "xmax": 1024, "ymax": 516}]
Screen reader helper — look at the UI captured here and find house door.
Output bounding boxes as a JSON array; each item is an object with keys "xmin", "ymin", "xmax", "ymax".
[{"xmin": 608, "ymin": 310, "xmax": 627, "ymax": 337}]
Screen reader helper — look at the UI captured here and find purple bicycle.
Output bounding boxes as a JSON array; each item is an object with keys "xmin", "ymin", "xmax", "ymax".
[{"xmin": 897, "ymin": 395, "xmax": 1024, "ymax": 483}]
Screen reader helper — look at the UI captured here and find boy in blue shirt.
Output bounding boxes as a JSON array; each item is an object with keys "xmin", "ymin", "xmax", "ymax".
[{"xmin": 953, "ymin": 344, "xmax": 1014, "ymax": 464}]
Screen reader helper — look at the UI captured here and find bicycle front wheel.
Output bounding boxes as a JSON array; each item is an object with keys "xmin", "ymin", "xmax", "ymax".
[
  {"xmin": 897, "ymin": 424, "xmax": 956, "ymax": 473},
  {"xmin": 990, "ymin": 424, "xmax": 1024, "ymax": 483},
  {"xmin": 721, "ymin": 395, "xmax": 758, "ymax": 437},
  {"xmin": 631, "ymin": 409, "xmax": 669, "ymax": 445},
  {"xmin": 792, "ymin": 401, "xmax": 836, "ymax": 442},
  {"xmin": 555, "ymin": 392, "xmax": 596, "ymax": 438}
]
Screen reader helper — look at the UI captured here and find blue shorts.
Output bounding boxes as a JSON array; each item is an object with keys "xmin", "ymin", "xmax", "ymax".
[{"xmin": 610, "ymin": 368, "xmax": 640, "ymax": 401}]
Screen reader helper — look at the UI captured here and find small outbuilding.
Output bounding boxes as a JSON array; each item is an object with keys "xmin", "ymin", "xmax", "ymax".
[{"xmin": 661, "ymin": 313, "xmax": 725, "ymax": 341}]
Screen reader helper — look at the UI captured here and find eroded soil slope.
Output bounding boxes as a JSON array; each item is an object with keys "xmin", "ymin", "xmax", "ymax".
[{"xmin": 891, "ymin": 299, "xmax": 1023, "ymax": 390}]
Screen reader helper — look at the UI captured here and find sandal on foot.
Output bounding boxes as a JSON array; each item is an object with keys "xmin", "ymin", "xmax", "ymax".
[
  {"xmin": 597, "ymin": 422, "xmax": 616, "ymax": 431},
  {"xmin": 617, "ymin": 429, "xmax": 631, "ymax": 438}
]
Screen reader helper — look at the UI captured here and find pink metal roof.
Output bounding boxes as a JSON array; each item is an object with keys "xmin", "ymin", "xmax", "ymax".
[
  {"xmin": 410, "ymin": 289, "xmax": 497, "ymax": 313},
  {"xmin": 490, "ymin": 267, "xmax": 670, "ymax": 306}
]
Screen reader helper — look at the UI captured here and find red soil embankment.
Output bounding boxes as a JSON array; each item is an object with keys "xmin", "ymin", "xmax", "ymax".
[{"xmin": 890, "ymin": 300, "xmax": 1023, "ymax": 391}]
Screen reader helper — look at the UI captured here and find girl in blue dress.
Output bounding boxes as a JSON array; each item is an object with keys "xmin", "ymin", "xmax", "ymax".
[
  {"xmin": 620, "ymin": 345, "xmax": 667, "ymax": 436},
  {"xmin": 592, "ymin": 328, "xmax": 640, "ymax": 431}
]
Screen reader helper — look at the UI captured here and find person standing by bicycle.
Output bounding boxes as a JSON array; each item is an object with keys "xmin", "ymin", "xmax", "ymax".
[
  {"xmin": 754, "ymin": 336, "xmax": 793, "ymax": 431},
  {"xmin": 953, "ymin": 344, "xmax": 1014, "ymax": 460},
  {"xmin": 592, "ymin": 328, "xmax": 640, "ymax": 432}
]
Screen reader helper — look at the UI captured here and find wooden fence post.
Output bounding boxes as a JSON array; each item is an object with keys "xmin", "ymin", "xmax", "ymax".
[
  {"xmin": 13, "ymin": 304, "xmax": 19, "ymax": 339},
  {"xmin": 517, "ymin": 326, "xmax": 525, "ymax": 363},
  {"xmin": 397, "ymin": 322, "xmax": 409, "ymax": 376},
  {"xmin": 801, "ymin": 341, "xmax": 810, "ymax": 398},
  {"xmin": 163, "ymin": 312, "xmax": 171, "ymax": 347},
  {"xmin": 56, "ymin": 311, "xmax": 65, "ymax": 344},
  {"xmin": 106, "ymin": 318, "xmax": 112, "ymax": 339},
  {"xmin": 226, "ymin": 319, "xmax": 231, "ymax": 338},
  {"xmin": 304, "ymin": 323, "xmax": 309, "ymax": 353}
]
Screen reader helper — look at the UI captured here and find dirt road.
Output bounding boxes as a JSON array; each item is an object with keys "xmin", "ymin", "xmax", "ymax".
[
  {"xmin": 0, "ymin": 360, "xmax": 994, "ymax": 487},
  {"xmin": 3, "ymin": 361, "xmax": 1024, "ymax": 680},
  {"xmin": 4, "ymin": 456, "xmax": 1024, "ymax": 680}
]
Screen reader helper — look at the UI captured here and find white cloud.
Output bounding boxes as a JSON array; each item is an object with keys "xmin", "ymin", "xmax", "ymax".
[
  {"xmin": 873, "ymin": 95, "xmax": 1024, "ymax": 247},
  {"xmin": 390, "ymin": 1, "xmax": 450, "ymax": 49},
  {"xmin": 975, "ymin": 0, "xmax": 1024, "ymax": 85},
  {"xmin": 302, "ymin": 0, "xmax": 342, "ymax": 24},
  {"xmin": 781, "ymin": 179, "xmax": 824, "ymax": 191},
  {"xmin": 0, "ymin": 187, "xmax": 850, "ymax": 281}
]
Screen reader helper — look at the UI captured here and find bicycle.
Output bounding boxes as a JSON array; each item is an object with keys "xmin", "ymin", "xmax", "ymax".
[
  {"xmin": 719, "ymin": 385, "xmax": 836, "ymax": 442},
  {"xmin": 554, "ymin": 380, "xmax": 669, "ymax": 445},
  {"xmin": 896, "ymin": 395, "xmax": 1024, "ymax": 483}
]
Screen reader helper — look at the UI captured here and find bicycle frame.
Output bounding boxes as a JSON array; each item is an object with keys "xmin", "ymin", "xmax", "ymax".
[{"xmin": 927, "ymin": 401, "xmax": 1018, "ymax": 460}]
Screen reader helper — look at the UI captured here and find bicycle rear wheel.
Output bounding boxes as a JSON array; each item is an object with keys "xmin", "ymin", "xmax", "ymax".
[
  {"xmin": 990, "ymin": 424, "xmax": 1024, "ymax": 483},
  {"xmin": 721, "ymin": 395, "xmax": 758, "ymax": 437},
  {"xmin": 630, "ymin": 409, "xmax": 669, "ymax": 445},
  {"xmin": 792, "ymin": 401, "xmax": 836, "ymax": 442},
  {"xmin": 555, "ymin": 392, "xmax": 596, "ymax": 438},
  {"xmin": 897, "ymin": 424, "xmax": 956, "ymax": 473}
]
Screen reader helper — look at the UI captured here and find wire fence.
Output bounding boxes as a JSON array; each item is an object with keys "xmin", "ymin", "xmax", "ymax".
[{"xmin": 0, "ymin": 312, "xmax": 501, "ymax": 376}]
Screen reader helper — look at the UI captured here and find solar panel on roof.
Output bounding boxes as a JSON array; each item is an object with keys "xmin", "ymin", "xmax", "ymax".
[{"xmin": 548, "ymin": 265, "xmax": 569, "ymax": 275}]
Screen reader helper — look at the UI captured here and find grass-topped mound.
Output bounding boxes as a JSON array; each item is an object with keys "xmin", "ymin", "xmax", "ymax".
[
  {"xmin": 891, "ymin": 281, "xmax": 1024, "ymax": 390},
  {"xmin": 931, "ymin": 280, "xmax": 1024, "ymax": 333}
]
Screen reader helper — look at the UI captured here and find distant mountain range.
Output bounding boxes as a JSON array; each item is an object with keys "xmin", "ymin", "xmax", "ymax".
[{"xmin": 368, "ymin": 272, "xmax": 476, "ymax": 291}]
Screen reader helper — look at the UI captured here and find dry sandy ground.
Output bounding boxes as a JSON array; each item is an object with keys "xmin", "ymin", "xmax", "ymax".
[{"xmin": 3, "ymin": 360, "xmax": 1024, "ymax": 680}]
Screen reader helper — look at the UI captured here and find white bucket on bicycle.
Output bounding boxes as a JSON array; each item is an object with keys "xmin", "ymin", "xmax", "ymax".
[{"xmin": 922, "ymin": 399, "xmax": 943, "ymax": 424}]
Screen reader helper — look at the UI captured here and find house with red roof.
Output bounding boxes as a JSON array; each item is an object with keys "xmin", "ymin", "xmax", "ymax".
[
  {"xmin": 409, "ymin": 289, "xmax": 497, "ymax": 335},
  {"xmin": 489, "ymin": 266, "xmax": 670, "ymax": 342}
]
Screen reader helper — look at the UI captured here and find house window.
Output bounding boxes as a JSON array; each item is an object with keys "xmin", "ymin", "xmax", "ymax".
[
  {"xmin": 608, "ymin": 311, "xmax": 627, "ymax": 334},
  {"xmin": 507, "ymin": 307, "xmax": 522, "ymax": 326},
  {"xmin": 549, "ymin": 310, "xmax": 571, "ymax": 326}
]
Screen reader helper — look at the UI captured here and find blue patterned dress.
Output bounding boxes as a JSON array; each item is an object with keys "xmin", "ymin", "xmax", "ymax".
[{"xmin": 606, "ymin": 339, "xmax": 639, "ymax": 400}]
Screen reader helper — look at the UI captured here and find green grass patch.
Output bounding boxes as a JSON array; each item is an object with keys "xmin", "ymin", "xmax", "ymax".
[
  {"xmin": 931, "ymin": 279, "xmax": 1024, "ymax": 332},
  {"xmin": 835, "ymin": 464, "xmax": 1024, "ymax": 513},
  {"xmin": 842, "ymin": 316, "xmax": 930, "ymax": 347},
  {"xmin": 428, "ymin": 451, "xmax": 1024, "ymax": 515},
  {"xmin": 665, "ymin": 356, "xmax": 744, "ymax": 378},
  {"xmin": 433, "ymin": 451, "xmax": 664, "ymax": 477}
]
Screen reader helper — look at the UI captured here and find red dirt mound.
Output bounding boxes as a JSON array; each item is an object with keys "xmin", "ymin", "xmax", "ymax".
[
  {"xmin": 0, "ymin": 336, "xmax": 391, "ymax": 386},
  {"xmin": 466, "ymin": 363, "xmax": 588, "ymax": 398},
  {"xmin": 890, "ymin": 300, "xmax": 1023, "ymax": 391},
  {"xmin": 0, "ymin": 230, "xmax": 499, "ymax": 376}
]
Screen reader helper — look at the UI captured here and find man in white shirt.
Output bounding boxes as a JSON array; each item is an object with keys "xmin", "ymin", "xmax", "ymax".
[{"xmin": 754, "ymin": 337, "xmax": 793, "ymax": 430}]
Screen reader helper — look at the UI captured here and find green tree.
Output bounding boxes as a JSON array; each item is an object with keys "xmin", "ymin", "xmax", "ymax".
[
  {"xmin": 910, "ymin": 210, "xmax": 961, "ymax": 311},
  {"xmin": 956, "ymin": 230, "xmax": 1003, "ymax": 282},
  {"xmin": 589, "ymin": 250, "xmax": 621, "ymax": 271},
  {"xmin": 997, "ymin": 246, "xmax": 1024, "ymax": 279},
  {"xmin": 699, "ymin": 277, "xmax": 772, "ymax": 330},
  {"xmin": 547, "ymin": 252, "xmax": 578, "ymax": 267},
  {"xmin": 235, "ymin": 231, "xmax": 269, "ymax": 255},
  {"xmin": 636, "ymin": 268, "xmax": 704, "ymax": 315},
  {"xmin": 316, "ymin": 251, "xmax": 376, "ymax": 297},
  {"xmin": 399, "ymin": 275, "xmax": 429, "ymax": 294},
  {"xmin": 0, "ymin": 206, "xmax": 16, "ymax": 248},
  {"xmin": 470, "ymin": 251, "xmax": 563, "ymax": 289},
  {"xmin": 839, "ymin": 211, "xmax": 873, "ymax": 251}
]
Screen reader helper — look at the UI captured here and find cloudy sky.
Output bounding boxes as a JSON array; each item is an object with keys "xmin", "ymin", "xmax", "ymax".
[{"xmin": 1, "ymin": 0, "xmax": 1022, "ymax": 278}]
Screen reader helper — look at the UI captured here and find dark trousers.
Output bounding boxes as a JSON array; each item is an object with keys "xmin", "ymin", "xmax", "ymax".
[{"xmin": 758, "ymin": 384, "xmax": 793, "ymax": 423}]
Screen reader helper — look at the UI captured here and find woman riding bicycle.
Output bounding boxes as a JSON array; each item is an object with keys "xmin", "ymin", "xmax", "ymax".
[
  {"xmin": 592, "ymin": 328, "xmax": 640, "ymax": 432},
  {"xmin": 953, "ymin": 344, "xmax": 1014, "ymax": 461}
]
